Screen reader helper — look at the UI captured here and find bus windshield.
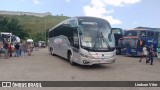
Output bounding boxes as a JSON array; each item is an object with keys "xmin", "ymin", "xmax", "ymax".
[
  {"xmin": 124, "ymin": 30, "xmax": 139, "ymax": 36},
  {"xmin": 78, "ymin": 19, "xmax": 115, "ymax": 51}
]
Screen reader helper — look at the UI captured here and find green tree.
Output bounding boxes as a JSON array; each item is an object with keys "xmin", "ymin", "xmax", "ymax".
[
  {"xmin": 0, "ymin": 16, "xmax": 9, "ymax": 32},
  {"xmin": 32, "ymin": 32, "xmax": 45, "ymax": 42},
  {"xmin": 0, "ymin": 16, "xmax": 30, "ymax": 40}
]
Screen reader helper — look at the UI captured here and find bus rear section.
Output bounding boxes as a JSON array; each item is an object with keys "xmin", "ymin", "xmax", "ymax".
[{"xmin": 48, "ymin": 16, "xmax": 116, "ymax": 65}]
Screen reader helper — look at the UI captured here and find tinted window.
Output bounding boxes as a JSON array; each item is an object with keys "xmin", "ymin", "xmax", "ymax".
[
  {"xmin": 155, "ymin": 32, "xmax": 159, "ymax": 38},
  {"xmin": 140, "ymin": 31, "xmax": 146, "ymax": 37},
  {"xmin": 147, "ymin": 31, "xmax": 154, "ymax": 37},
  {"xmin": 69, "ymin": 20, "xmax": 77, "ymax": 27},
  {"xmin": 124, "ymin": 31, "xmax": 139, "ymax": 36}
]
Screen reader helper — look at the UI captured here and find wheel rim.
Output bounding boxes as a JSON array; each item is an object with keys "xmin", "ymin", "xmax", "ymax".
[
  {"xmin": 51, "ymin": 48, "xmax": 54, "ymax": 55},
  {"xmin": 69, "ymin": 54, "xmax": 73, "ymax": 64},
  {"xmin": 51, "ymin": 50, "xmax": 53, "ymax": 54}
]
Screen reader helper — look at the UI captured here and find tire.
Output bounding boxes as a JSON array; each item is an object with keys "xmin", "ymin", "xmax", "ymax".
[
  {"xmin": 68, "ymin": 53, "xmax": 76, "ymax": 65},
  {"xmin": 50, "ymin": 48, "xmax": 55, "ymax": 56}
]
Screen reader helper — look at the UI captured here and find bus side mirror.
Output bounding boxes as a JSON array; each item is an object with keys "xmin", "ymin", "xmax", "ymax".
[
  {"xmin": 73, "ymin": 37, "xmax": 79, "ymax": 48},
  {"xmin": 79, "ymin": 31, "xmax": 82, "ymax": 36},
  {"xmin": 74, "ymin": 37, "xmax": 79, "ymax": 45}
]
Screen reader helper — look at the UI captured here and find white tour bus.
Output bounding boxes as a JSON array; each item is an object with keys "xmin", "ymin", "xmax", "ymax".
[{"xmin": 48, "ymin": 16, "xmax": 116, "ymax": 65}]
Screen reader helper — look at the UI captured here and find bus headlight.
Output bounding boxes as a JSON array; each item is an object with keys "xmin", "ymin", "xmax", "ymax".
[
  {"xmin": 109, "ymin": 54, "xmax": 115, "ymax": 58},
  {"xmin": 114, "ymin": 50, "xmax": 116, "ymax": 55},
  {"xmin": 112, "ymin": 54, "xmax": 116, "ymax": 57},
  {"xmin": 80, "ymin": 53, "xmax": 94, "ymax": 59}
]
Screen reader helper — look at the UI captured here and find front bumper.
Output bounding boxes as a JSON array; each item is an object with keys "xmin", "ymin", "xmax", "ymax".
[{"xmin": 80, "ymin": 56, "xmax": 116, "ymax": 65}]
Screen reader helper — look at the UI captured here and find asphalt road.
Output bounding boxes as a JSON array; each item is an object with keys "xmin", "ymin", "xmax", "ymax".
[{"xmin": 0, "ymin": 48, "xmax": 160, "ymax": 90}]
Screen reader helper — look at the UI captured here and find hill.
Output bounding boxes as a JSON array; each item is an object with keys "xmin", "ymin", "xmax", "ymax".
[{"xmin": 0, "ymin": 15, "xmax": 69, "ymax": 36}]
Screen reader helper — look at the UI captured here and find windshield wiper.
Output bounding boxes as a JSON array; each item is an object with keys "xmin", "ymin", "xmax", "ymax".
[
  {"xmin": 92, "ymin": 29, "xmax": 110, "ymax": 50},
  {"xmin": 101, "ymin": 32, "xmax": 110, "ymax": 49}
]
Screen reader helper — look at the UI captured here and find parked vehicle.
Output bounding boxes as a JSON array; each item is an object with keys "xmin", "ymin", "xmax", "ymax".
[
  {"xmin": 38, "ymin": 41, "xmax": 46, "ymax": 48},
  {"xmin": 48, "ymin": 16, "xmax": 116, "ymax": 65},
  {"xmin": 122, "ymin": 27, "xmax": 160, "ymax": 56},
  {"xmin": 0, "ymin": 32, "xmax": 12, "ymax": 43}
]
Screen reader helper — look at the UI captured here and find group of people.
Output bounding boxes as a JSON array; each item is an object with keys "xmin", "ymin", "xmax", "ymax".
[
  {"xmin": 139, "ymin": 44, "xmax": 155, "ymax": 65},
  {"xmin": 0, "ymin": 41, "xmax": 33, "ymax": 59}
]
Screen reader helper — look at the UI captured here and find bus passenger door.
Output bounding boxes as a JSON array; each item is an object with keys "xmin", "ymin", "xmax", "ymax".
[
  {"xmin": 60, "ymin": 36, "xmax": 69, "ymax": 59},
  {"xmin": 72, "ymin": 39, "xmax": 80, "ymax": 63}
]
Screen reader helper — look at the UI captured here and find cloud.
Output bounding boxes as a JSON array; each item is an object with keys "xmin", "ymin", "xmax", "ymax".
[
  {"xmin": 83, "ymin": 0, "xmax": 141, "ymax": 25},
  {"xmin": 91, "ymin": 0, "xmax": 105, "ymax": 7},
  {"xmin": 32, "ymin": 0, "xmax": 41, "ymax": 5},
  {"xmin": 83, "ymin": 0, "xmax": 121, "ymax": 25},
  {"xmin": 83, "ymin": 0, "xmax": 114, "ymax": 17},
  {"xmin": 133, "ymin": 21, "xmax": 138, "ymax": 25},
  {"xmin": 104, "ymin": 0, "xmax": 141, "ymax": 6},
  {"xmin": 103, "ymin": 16, "xmax": 122, "ymax": 25},
  {"xmin": 65, "ymin": 0, "xmax": 71, "ymax": 3},
  {"xmin": 83, "ymin": 5, "xmax": 113, "ymax": 17}
]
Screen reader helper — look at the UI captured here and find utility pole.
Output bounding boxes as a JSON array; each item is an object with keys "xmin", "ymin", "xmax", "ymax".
[{"xmin": 44, "ymin": 15, "xmax": 46, "ymax": 43}]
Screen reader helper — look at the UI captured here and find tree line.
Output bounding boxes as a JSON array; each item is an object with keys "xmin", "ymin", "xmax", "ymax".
[
  {"xmin": 0, "ymin": 16, "xmax": 48, "ymax": 42},
  {"xmin": 0, "ymin": 16, "xmax": 30, "ymax": 40}
]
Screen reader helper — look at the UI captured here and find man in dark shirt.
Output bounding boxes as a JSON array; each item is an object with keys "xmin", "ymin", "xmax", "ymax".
[
  {"xmin": 3, "ymin": 41, "xmax": 9, "ymax": 59},
  {"xmin": 146, "ymin": 44, "xmax": 155, "ymax": 65},
  {"xmin": 15, "ymin": 43, "xmax": 20, "ymax": 57}
]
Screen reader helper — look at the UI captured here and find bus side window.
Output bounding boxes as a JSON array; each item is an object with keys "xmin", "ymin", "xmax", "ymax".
[
  {"xmin": 147, "ymin": 31, "xmax": 154, "ymax": 38},
  {"xmin": 155, "ymin": 32, "xmax": 159, "ymax": 38},
  {"xmin": 140, "ymin": 31, "xmax": 146, "ymax": 37}
]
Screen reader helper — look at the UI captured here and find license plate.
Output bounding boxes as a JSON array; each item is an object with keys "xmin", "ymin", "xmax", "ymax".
[{"xmin": 100, "ymin": 60, "xmax": 107, "ymax": 63}]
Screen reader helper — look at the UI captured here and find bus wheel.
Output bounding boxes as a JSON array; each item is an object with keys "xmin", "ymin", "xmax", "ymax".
[
  {"xmin": 68, "ymin": 53, "xmax": 76, "ymax": 65},
  {"xmin": 51, "ymin": 48, "xmax": 55, "ymax": 56}
]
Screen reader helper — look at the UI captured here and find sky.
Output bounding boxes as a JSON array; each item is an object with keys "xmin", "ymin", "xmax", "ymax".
[{"xmin": 0, "ymin": 0, "xmax": 160, "ymax": 29}]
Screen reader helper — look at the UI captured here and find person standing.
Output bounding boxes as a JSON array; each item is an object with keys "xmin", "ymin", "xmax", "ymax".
[
  {"xmin": 117, "ymin": 38, "xmax": 123, "ymax": 54},
  {"xmin": 34, "ymin": 43, "xmax": 38, "ymax": 51},
  {"xmin": 139, "ymin": 45, "xmax": 148, "ymax": 62},
  {"xmin": 15, "ymin": 43, "xmax": 20, "ymax": 57},
  {"xmin": 8, "ymin": 43, "xmax": 12, "ymax": 57},
  {"xmin": 21, "ymin": 42, "xmax": 26, "ymax": 57},
  {"xmin": 19, "ymin": 42, "xmax": 22, "ymax": 56},
  {"xmin": 27, "ymin": 43, "xmax": 31, "ymax": 56},
  {"xmin": 146, "ymin": 44, "xmax": 155, "ymax": 65},
  {"xmin": 4, "ymin": 41, "xmax": 9, "ymax": 59}
]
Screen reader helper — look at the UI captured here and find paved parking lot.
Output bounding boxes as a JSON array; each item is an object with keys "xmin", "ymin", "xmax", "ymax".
[{"xmin": 0, "ymin": 48, "xmax": 160, "ymax": 90}]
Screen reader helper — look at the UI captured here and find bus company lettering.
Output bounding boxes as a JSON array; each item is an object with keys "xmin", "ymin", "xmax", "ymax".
[{"xmin": 12, "ymin": 82, "xmax": 42, "ymax": 87}]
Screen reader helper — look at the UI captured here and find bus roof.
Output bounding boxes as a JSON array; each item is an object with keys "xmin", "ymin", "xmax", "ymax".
[
  {"xmin": 49, "ymin": 16, "xmax": 110, "ymax": 32},
  {"xmin": 126, "ymin": 27, "xmax": 160, "ymax": 31},
  {"xmin": 75, "ymin": 16, "xmax": 107, "ymax": 20}
]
